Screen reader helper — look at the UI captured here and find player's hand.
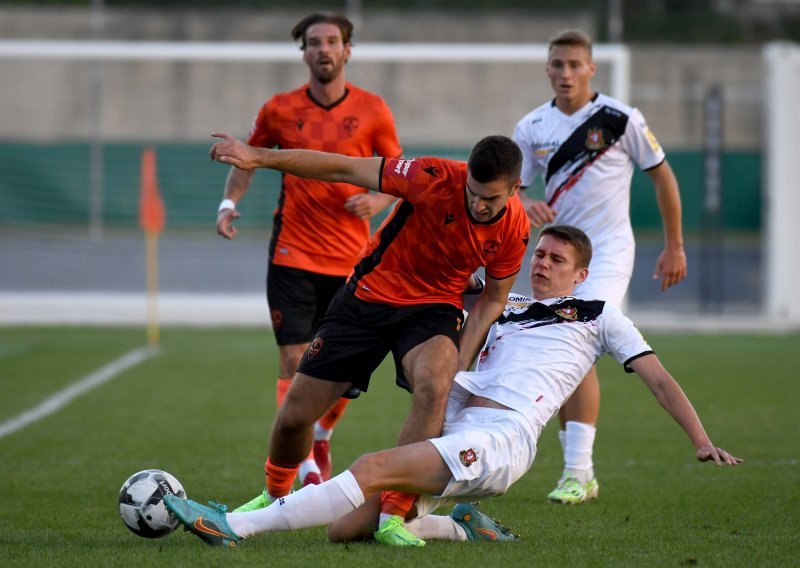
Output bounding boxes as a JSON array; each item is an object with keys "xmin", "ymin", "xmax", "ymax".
[
  {"xmin": 209, "ymin": 132, "xmax": 260, "ymax": 170},
  {"xmin": 653, "ymin": 244, "xmax": 687, "ymax": 291},
  {"xmin": 216, "ymin": 207, "xmax": 241, "ymax": 240},
  {"xmin": 696, "ymin": 444, "xmax": 743, "ymax": 466},
  {"xmin": 519, "ymin": 194, "xmax": 556, "ymax": 227},
  {"xmin": 344, "ymin": 193, "xmax": 383, "ymax": 220}
]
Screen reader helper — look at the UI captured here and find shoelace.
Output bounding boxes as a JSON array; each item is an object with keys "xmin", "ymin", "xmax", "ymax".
[{"xmin": 208, "ymin": 501, "xmax": 228, "ymax": 513}]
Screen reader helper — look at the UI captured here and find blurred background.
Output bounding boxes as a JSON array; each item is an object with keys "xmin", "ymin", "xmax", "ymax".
[{"xmin": 1, "ymin": 0, "xmax": 798, "ymax": 328}]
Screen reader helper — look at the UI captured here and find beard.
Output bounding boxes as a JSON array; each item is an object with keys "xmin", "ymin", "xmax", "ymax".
[{"xmin": 311, "ymin": 59, "xmax": 345, "ymax": 84}]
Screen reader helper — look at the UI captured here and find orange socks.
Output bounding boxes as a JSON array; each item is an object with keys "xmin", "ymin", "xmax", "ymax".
[
  {"xmin": 380, "ymin": 490, "xmax": 418, "ymax": 519},
  {"xmin": 265, "ymin": 458, "xmax": 298, "ymax": 499},
  {"xmin": 318, "ymin": 398, "xmax": 350, "ymax": 430}
]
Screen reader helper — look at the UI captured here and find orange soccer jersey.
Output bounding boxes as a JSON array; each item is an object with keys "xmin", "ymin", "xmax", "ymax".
[
  {"xmin": 348, "ymin": 157, "xmax": 530, "ymax": 309},
  {"xmin": 248, "ymin": 83, "xmax": 402, "ymax": 276}
]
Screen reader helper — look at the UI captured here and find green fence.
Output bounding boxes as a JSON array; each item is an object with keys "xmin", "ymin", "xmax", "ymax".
[{"xmin": 0, "ymin": 142, "xmax": 761, "ymax": 232}]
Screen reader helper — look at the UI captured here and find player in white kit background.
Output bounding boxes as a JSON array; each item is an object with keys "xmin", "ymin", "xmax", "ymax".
[
  {"xmin": 512, "ymin": 29, "xmax": 688, "ymax": 504},
  {"xmin": 164, "ymin": 225, "xmax": 738, "ymax": 548}
]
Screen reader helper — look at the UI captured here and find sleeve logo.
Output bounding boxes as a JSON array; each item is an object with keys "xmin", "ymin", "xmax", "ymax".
[
  {"xmin": 392, "ymin": 158, "xmax": 416, "ymax": 178},
  {"xmin": 644, "ymin": 127, "xmax": 662, "ymax": 153}
]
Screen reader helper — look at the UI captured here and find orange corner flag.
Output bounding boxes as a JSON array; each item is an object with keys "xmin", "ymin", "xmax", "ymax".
[{"xmin": 139, "ymin": 147, "xmax": 165, "ymax": 233}]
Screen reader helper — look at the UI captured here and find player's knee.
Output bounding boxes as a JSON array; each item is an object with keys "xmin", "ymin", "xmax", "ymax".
[
  {"xmin": 411, "ymin": 376, "xmax": 451, "ymax": 410},
  {"xmin": 274, "ymin": 401, "xmax": 316, "ymax": 434}
]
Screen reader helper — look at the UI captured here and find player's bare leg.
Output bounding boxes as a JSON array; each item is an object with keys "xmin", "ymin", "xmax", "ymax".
[
  {"xmin": 274, "ymin": 343, "xmax": 324, "ymax": 485},
  {"xmin": 398, "ymin": 335, "xmax": 458, "ymax": 446},
  {"xmin": 375, "ymin": 335, "xmax": 457, "ymax": 543},
  {"xmin": 266, "ymin": 373, "xmax": 354, "ymax": 497},
  {"xmin": 550, "ymin": 365, "xmax": 600, "ymax": 504}
]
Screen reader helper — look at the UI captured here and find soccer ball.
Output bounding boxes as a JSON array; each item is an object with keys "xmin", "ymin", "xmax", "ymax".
[{"xmin": 118, "ymin": 469, "xmax": 187, "ymax": 538}]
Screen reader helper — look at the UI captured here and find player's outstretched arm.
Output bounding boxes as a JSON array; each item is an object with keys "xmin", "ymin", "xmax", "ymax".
[
  {"xmin": 209, "ymin": 132, "xmax": 383, "ymax": 191},
  {"xmin": 629, "ymin": 354, "xmax": 742, "ymax": 466}
]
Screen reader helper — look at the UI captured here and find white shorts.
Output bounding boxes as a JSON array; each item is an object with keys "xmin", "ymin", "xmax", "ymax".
[
  {"xmin": 573, "ymin": 250, "xmax": 633, "ymax": 308},
  {"xmin": 415, "ymin": 393, "xmax": 537, "ymax": 517}
]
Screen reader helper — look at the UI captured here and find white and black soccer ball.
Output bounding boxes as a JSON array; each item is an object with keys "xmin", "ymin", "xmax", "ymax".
[{"xmin": 118, "ymin": 469, "xmax": 187, "ymax": 538}]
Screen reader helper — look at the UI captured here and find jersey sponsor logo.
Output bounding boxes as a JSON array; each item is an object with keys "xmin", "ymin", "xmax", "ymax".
[
  {"xmin": 482, "ymin": 239, "xmax": 501, "ymax": 258},
  {"xmin": 296, "ymin": 118, "xmax": 306, "ymax": 131},
  {"xmin": 270, "ymin": 309, "xmax": 283, "ymax": 330},
  {"xmin": 444, "ymin": 212, "xmax": 455, "ymax": 225},
  {"xmin": 459, "ymin": 448, "xmax": 479, "ymax": 467},
  {"xmin": 586, "ymin": 128, "xmax": 605, "ymax": 150},
  {"xmin": 555, "ymin": 307, "xmax": 578, "ymax": 320},
  {"xmin": 306, "ymin": 336, "xmax": 324, "ymax": 360},
  {"xmin": 392, "ymin": 159, "xmax": 416, "ymax": 178},
  {"xmin": 342, "ymin": 116, "xmax": 359, "ymax": 136}
]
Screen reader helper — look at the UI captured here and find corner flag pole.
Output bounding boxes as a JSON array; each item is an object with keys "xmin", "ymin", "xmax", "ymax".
[{"xmin": 139, "ymin": 147, "xmax": 165, "ymax": 346}]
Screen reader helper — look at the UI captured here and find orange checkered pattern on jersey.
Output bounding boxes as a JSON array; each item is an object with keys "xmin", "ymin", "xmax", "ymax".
[
  {"xmin": 348, "ymin": 157, "xmax": 529, "ymax": 308},
  {"xmin": 248, "ymin": 83, "xmax": 402, "ymax": 277}
]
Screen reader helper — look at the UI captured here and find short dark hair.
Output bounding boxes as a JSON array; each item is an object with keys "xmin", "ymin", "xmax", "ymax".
[
  {"xmin": 548, "ymin": 29, "xmax": 593, "ymax": 58},
  {"xmin": 538, "ymin": 225, "xmax": 593, "ymax": 268},
  {"xmin": 291, "ymin": 13, "xmax": 354, "ymax": 50},
  {"xmin": 467, "ymin": 135, "xmax": 522, "ymax": 184}
]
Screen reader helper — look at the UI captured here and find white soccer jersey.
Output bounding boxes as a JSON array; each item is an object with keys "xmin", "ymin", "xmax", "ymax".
[
  {"xmin": 513, "ymin": 93, "xmax": 665, "ymax": 260},
  {"xmin": 455, "ymin": 295, "xmax": 653, "ymax": 430}
]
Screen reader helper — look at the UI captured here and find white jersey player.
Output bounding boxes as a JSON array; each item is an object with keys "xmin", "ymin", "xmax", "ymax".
[
  {"xmin": 163, "ymin": 225, "xmax": 740, "ymax": 549},
  {"xmin": 512, "ymin": 30, "xmax": 688, "ymax": 504}
]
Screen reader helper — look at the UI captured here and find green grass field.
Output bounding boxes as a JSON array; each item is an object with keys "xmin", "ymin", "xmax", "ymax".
[{"xmin": 1, "ymin": 327, "xmax": 798, "ymax": 566}]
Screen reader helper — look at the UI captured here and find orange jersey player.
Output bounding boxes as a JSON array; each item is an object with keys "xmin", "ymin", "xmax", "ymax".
[
  {"xmin": 214, "ymin": 13, "xmax": 401, "ymax": 489},
  {"xmin": 249, "ymin": 83, "xmax": 402, "ymax": 276}
]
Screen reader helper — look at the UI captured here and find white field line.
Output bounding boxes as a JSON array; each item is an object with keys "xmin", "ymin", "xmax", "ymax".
[{"xmin": 0, "ymin": 345, "xmax": 157, "ymax": 440}]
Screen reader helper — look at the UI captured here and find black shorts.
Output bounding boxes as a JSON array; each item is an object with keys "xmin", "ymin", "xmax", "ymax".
[
  {"xmin": 266, "ymin": 263, "xmax": 346, "ymax": 346},
  {"xmin": 297, "ymin": 285, "xmax": 464, "ymax": 393}
]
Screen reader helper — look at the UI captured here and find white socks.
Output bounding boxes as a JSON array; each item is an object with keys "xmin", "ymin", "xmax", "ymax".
[
  {"xmin": 298, "ymin": 457, "xmax": 321, "ymax": 480},
  {"xmin": 227, "ymin": 470, "xmax": 364, "ymax": 538},
  {"xmin": 314, "ymin": 422, "xmax": 333, "ymax": 441},
  {"xmin": 406, "ymin": 514, "xmax": 467, "ymax": 541},
  {"xmin": 562, "ymin": 421, "xmax": 596, "ymax": 483}
]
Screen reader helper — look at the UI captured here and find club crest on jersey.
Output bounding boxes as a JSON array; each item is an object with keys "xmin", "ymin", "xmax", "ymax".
[
  {"xmin": 270, "ymin": 309, "xmax": 283, "ymax": 330},
  {"xmin": 459, "ymin": 448, "xmax": 479, "ymax": 467},
  {"xmin": 342, "ymin": 116, "xmax": 359, "ymax": 137},
  {"xmin": 555, "ymin": 307, "xmax": 578, "ymax": 320},
  {"xmin": 306, "ymin": 337, "xmax": 324, "ymax": 360},
  {"xmin": 586, "ymin": 128, "xmax": 605, "ymax": 150},
  {"xmin": 482, "ymin": 239, "xmax": 500, "ymax": 258},
  {"xmin": 296, "ymin": 118, "xmax": 306, "ymax": 131}
]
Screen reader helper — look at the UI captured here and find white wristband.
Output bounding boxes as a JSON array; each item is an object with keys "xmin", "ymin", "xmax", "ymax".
[{"xmin": 218, "ymin": 199, "xmax": 236, "ymax": 212}]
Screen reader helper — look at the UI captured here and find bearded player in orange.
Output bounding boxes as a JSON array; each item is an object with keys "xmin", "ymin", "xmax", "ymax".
[
  {"xmin": 209, "ymin": 131, "xmax": 530, "ymax": 545},
  {"xmin": 216, "ymin": 13, "xmax": 402, "ymax": 489}
]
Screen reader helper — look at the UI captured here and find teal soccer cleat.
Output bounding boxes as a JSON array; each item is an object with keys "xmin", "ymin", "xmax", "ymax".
[
  {"xmin": 163, "ymin": 494, "xmax": 241, "ymax": 547},
  {"xmin": 450, "ymin": 502, "xmax": 519, "ymax": 542}
]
